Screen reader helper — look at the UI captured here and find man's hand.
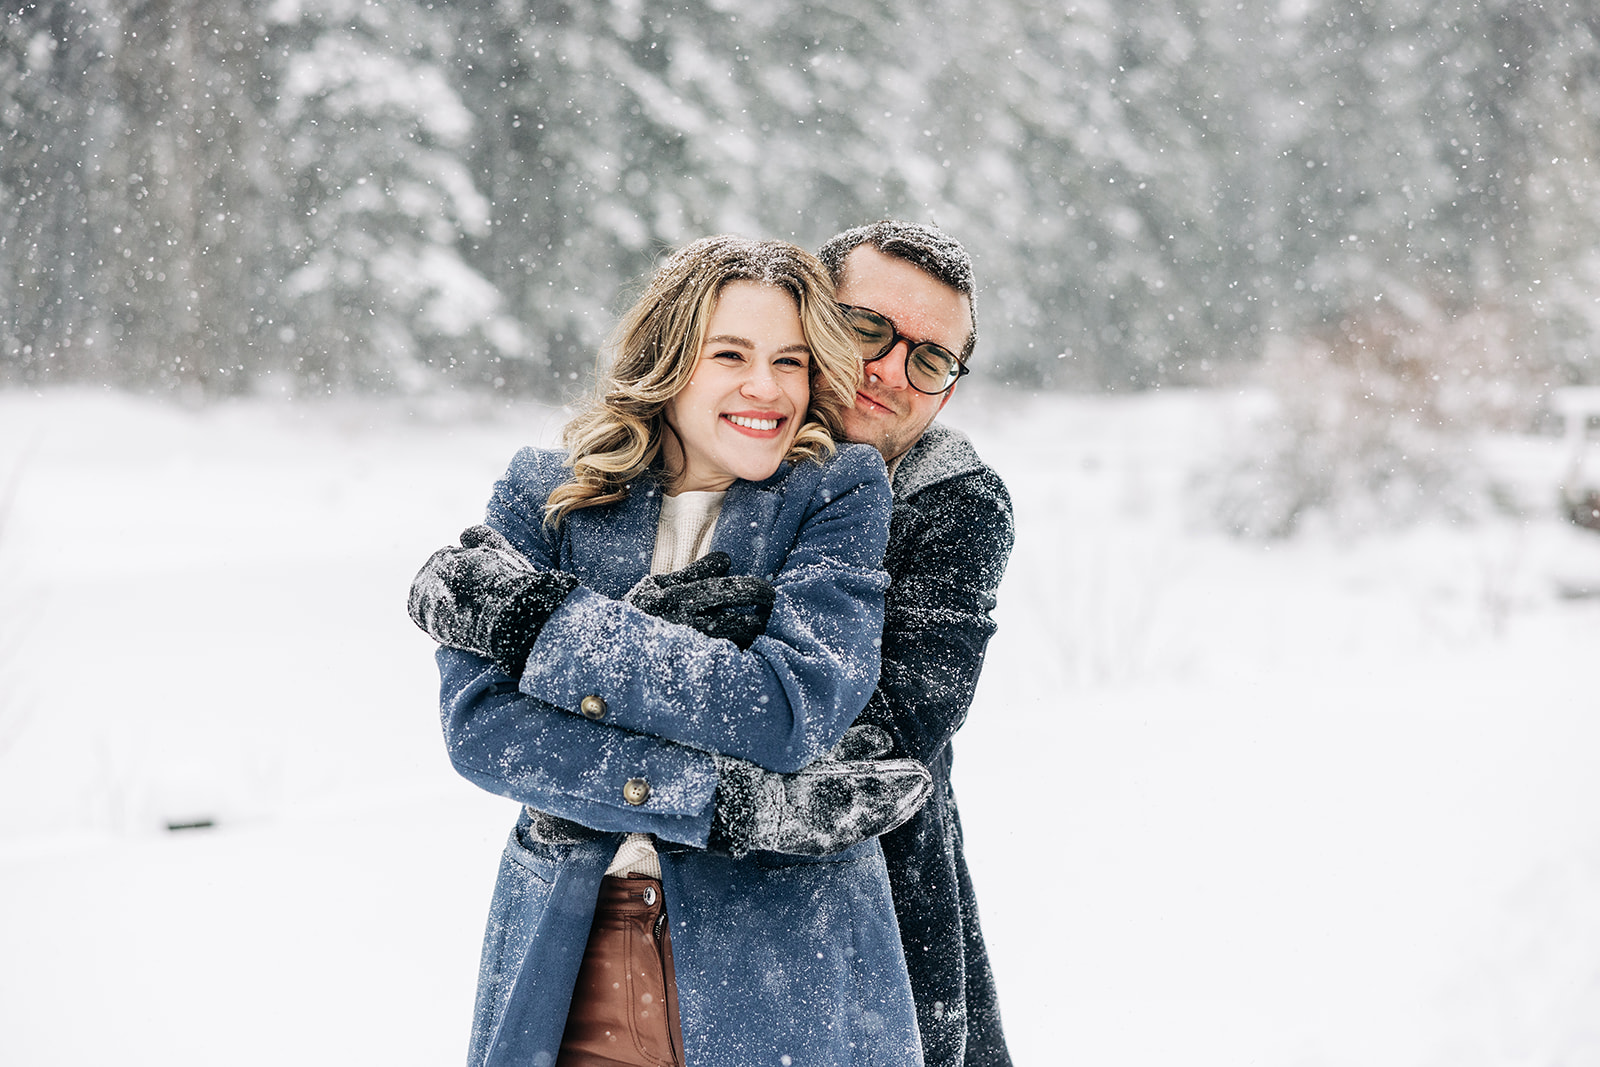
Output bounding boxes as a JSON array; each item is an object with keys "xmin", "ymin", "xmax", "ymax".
[
  {"xmin": 709, "ymin": 725, "xmax": 932, "ymax": 858},
  {"xmin": 407, "ymin": 524, "xmax": 579, "ymax": 676},
  {"xmin": 625, "ymin": 551, "xmax": 776, "ymax": 650}
]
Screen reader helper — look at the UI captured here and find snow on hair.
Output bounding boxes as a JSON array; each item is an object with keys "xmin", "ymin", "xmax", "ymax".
[{"xmin": 546, "ymin": 235, "xmax": 862, "ymax": 525}]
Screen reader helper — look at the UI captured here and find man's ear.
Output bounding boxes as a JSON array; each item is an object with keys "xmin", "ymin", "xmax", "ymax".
[{"xmin": 934, "ymin": 383, "xmax": 957, "ymax": 415}]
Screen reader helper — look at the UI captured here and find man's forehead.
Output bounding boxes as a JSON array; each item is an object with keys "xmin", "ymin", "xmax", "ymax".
[{"xmin": 838, "ymin": 246, "xmax": 971, "ymax": 343}]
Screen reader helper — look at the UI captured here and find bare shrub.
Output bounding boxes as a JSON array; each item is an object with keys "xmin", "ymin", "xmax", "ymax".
[{"xmin": 1204, "ymin": 300, "xmax": 1546, "ymax": 538}]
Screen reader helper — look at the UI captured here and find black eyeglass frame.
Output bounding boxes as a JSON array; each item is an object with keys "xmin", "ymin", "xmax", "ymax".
[{"xmin": 838, "ymin": 304, "xmax": 970, "ymax": 396}]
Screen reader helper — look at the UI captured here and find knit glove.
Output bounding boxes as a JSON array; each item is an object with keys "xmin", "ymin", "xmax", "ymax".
[
  {"xmin": 708, "ymin": 725, "xmax": 933, "ymax": 858},
  {"xmin": 519, "ymin": 806, "xmax": 601, "ymax": 846},
  {"xmin": 407, "ymin": 524, "xmax": 579, "ymax": 676},
  {"xmin": 624, "ymin": 551, "xmax": 776, "ymax": 650}
]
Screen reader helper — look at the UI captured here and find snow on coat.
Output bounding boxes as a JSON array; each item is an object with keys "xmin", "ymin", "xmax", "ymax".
[
  {"xmin": 860, "ymin": 423, "xmax": 1016, "ymax": 1067},
  {"xmin": 433, "ymin": 442, "xmax": 925, "ymax": 1067}
]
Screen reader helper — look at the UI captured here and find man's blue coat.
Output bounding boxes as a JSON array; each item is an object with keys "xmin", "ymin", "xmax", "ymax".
[{"xmin": 435, "ymin": 442, "xmax": 925, "ymax": 1067}]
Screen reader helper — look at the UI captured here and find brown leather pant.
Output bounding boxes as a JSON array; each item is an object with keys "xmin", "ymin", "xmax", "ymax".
[{"xmin": 556, "ymin": 875, "xmax": 685, "ymax": 1067}]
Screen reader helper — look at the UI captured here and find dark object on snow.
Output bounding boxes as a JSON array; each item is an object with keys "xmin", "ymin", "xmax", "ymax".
[
  {"xmin": 408, "ymin": 524, "xmax": 578, "ymax": 676},
  {"xmin": 1554, "ymin": 388, "xmax": 1600, "ymax": 535},
  {"xmin": 624, "ymin": 551, "xmax": 775, "ymax": 650},
  {"xmin": 1565, "ymin": 488, "xmax": 1600, "ymax": 533},
  {"xmin": 164, "ymin": 818, "xmax": 215, "ymax": 832},
  {"xmin": 708, "ymin": 724, "xmax": 931, "ymax": 857}
]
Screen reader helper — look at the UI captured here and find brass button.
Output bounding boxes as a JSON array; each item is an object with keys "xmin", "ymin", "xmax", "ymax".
[
  {"xmin": 622, "ymin": 778, "xmax": 651, "ymax": 806},
  {"xmin": 580, "ymin": 695, "xmax": 607, "ymax": 720}
]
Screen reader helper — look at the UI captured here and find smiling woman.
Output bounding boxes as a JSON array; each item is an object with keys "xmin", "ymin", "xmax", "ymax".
[
  {"xmin": 544, "ymin": 236, "xmax": 862, "ymax": 523},
  {"xmin": 407, "ymin": 235, "xmax": 931, "ymax": 1067}
]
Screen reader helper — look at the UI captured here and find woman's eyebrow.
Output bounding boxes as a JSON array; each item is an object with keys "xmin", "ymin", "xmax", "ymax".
[{"xmin": 703, "ymin": 336, "xmax": 811, "ymax": 356}]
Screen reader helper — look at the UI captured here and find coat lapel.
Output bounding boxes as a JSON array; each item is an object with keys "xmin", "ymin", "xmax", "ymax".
[
  {"xmin": 561, "ymin": 465, "xmax": 789, "ymax": 592},
  {"xmin": 560, "ymin": 476, "xmax": 664, "ymax": 597},
  {"xmin": 712, "ymin": 471, "xmax": 786, "ymax": 577}
]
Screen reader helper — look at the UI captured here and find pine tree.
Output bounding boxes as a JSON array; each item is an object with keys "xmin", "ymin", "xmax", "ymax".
[
  {"xmin": 1, "ymin": 0, "xmax": 107, "ymax": 384},
  {"xmin": 448, "ymin": 0, "xmax": 940, "ymax": 389},
  {"xmin": 267, "ymin": 0, "xmax": 519, "ymax": 392}
]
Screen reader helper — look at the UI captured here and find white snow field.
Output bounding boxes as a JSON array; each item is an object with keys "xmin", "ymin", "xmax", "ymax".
[{"xmin": 3, "ymin": 386, "xmax": 1599, "ymax": 1066}]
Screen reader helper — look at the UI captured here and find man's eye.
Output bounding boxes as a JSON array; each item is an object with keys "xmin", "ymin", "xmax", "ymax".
[{"xmin": 776, "ymin": 356, "xmax": 808, "ymax": 369}]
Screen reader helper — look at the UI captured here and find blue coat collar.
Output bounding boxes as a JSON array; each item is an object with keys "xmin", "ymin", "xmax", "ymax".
[{"xmin": 558, "ymin": 465, "xmax": 788, "ymax": 596}]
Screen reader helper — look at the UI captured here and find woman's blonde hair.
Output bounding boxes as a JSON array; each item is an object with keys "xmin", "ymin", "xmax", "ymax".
[{"xmin": 546, "ymin": 235, "xmax": 862, "ymax": 524}]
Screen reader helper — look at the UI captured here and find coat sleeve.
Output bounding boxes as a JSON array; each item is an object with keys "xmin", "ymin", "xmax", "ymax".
[
  {"xmin": 507, "ymin": 446, "xmax": 892, "ymax": 774},
  {"xmin": 855, "ymin": 468, "xmax": 1014, "ymax": 766},
  {"xmin": 432, "ymin": 447, "xmax": 718, "ymax": 845},
  {"xmin": 437, "ymin": 646, "xmax": 720, "ymax": 845}
]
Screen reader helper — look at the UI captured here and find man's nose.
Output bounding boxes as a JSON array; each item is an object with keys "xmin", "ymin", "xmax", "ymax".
[{"xmin": 867, "ymin": 340, "xmax": 912, "ymax": 389}]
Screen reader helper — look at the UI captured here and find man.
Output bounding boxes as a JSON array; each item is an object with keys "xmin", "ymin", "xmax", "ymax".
[
  {"xmin": 411, "ymin": 221, "xmax": 1013, "ymax": 1067},
  {"xmin": 815, "ymin": 221, "xmax": 1015, "ymax": 1067}
]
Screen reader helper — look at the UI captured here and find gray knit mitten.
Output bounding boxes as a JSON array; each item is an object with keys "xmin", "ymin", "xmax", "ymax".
[
  {"xmin": 407, "ymin": 524, "xmax": 579, "ymax": 676},
  {"xmin": 708, "ymin": 725, "xmax": 932, "ymax": 857},
  {"xmin": 625, "ymin": 551, "xmax": 776, "ymax": 650}
]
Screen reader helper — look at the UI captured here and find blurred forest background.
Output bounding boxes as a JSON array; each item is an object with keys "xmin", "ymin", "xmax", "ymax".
[
  {"xmin": 8, "ymin": 9, "xmax": 1600, "ymax": 1059},
  {"xmin": 3, "ymin": 0, "xmax": 1599, "ymax": 403}
]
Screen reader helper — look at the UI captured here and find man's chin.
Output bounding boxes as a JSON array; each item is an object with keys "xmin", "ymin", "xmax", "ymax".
[
  {"xmin": 837, "ymin": 420, "xmax": 892, "ymax": 461},
  {"xmin": 840, "ymin": 410, "xmax": 883, "ymax": 441}
]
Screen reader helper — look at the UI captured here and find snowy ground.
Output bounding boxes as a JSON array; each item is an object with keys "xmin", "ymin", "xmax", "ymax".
[{"xmin": 3, "ymin": 386, "xmax": 1599, "ymax": 1066}]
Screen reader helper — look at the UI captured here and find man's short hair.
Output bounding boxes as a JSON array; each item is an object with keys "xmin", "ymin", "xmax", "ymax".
[{"xmin": 817, "ymin": 220, "xmax": 978, "ymax": 361}]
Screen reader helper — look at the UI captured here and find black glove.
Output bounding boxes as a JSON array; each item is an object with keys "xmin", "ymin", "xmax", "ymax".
[
  {"xmin": 708, "ymin": 725, "xmax": 932, "ymax": 858},
  {"xmin": 519, "ymin": 806, "xmax": 601, "ymax": 846},
  {"xmin": 624, "ymin": 551, "xmax": 776, "ymax": 650},
  {"xmin": 408, "ymin": 524, "xmax": 579, "ymax": 676},
  {"xmin": 825, "ymin": 722, "xmax": 897, "ymax": 762}
]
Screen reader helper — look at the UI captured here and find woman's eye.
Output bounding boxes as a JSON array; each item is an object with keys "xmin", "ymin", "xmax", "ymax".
[{"xmin": 711, "ymin": 349, "xmax": 746, "ymax": 362}]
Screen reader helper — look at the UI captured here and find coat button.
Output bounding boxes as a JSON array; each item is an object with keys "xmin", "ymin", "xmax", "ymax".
[
  {"xmin": 622, "ymin": 778, "xmax": 651, "ymax": 805},
  {"xmin": 580, "ymin": 695, "xmax": 607, "ymax": 720}
]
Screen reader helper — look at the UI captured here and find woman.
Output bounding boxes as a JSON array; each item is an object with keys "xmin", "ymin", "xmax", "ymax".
[{"xmin": 409, "ymin": 236, "xmax": 927, "ymax": 1067}]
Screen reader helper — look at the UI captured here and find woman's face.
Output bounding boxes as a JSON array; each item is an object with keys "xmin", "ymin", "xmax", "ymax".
[{"xmin": 661, "ymin": 281, "xmax": 812, "ymax": 493}]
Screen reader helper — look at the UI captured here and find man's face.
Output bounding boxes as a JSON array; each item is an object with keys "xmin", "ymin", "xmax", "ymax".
[{"xmin": 833, "ymin": 246, "xmax": 972, "ymax": 463}]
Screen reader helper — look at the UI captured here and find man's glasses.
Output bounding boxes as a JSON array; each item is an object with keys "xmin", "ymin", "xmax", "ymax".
[{"xmin": 839, "ymin": 304, "xmax": 969, "ymax": 396}]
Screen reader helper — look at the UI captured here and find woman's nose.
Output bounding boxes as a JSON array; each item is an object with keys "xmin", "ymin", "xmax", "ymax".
[{"xmin": 741, "ymin": 362, "xmax": 781, "ymax": 398}]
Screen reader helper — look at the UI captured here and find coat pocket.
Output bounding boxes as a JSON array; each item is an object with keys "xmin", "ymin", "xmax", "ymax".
[
  {"xmin": 505, "ymin": 820, "xmax": 563, "ymax": 883},
  {"xmin": 469, "ymin": 826, "xmax": 562, "ymax": 1066}
]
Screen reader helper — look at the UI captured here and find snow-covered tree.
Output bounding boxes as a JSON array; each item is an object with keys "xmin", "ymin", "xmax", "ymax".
[
  {"xmin": 1, "ymin": 0, "xmax": 108, "ymax": 383},
  {"xmin": 447, "ymin": 0, "xmax": 938, "ymax": 388},
  {"xmin": 268, "ymin": 0, "xmax": 522, "ymax": 392},
  {"xmin": 4, "ymin": 0, "xmax": 1598, "ymax": 397},
  {"xmin": 98, "ymin": 0, "xmax": 286, "ymax": 393}
]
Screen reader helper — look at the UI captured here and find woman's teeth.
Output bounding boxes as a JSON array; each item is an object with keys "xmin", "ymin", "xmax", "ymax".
[{"xmin": 726, "ymin": 415, "xmax": 779, "ymax": 431}]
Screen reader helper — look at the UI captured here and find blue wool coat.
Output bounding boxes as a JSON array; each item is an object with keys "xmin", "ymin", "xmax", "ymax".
[{"xmin": 435, "ymin": 443, "xmax": 924, "ymax": 1067}]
